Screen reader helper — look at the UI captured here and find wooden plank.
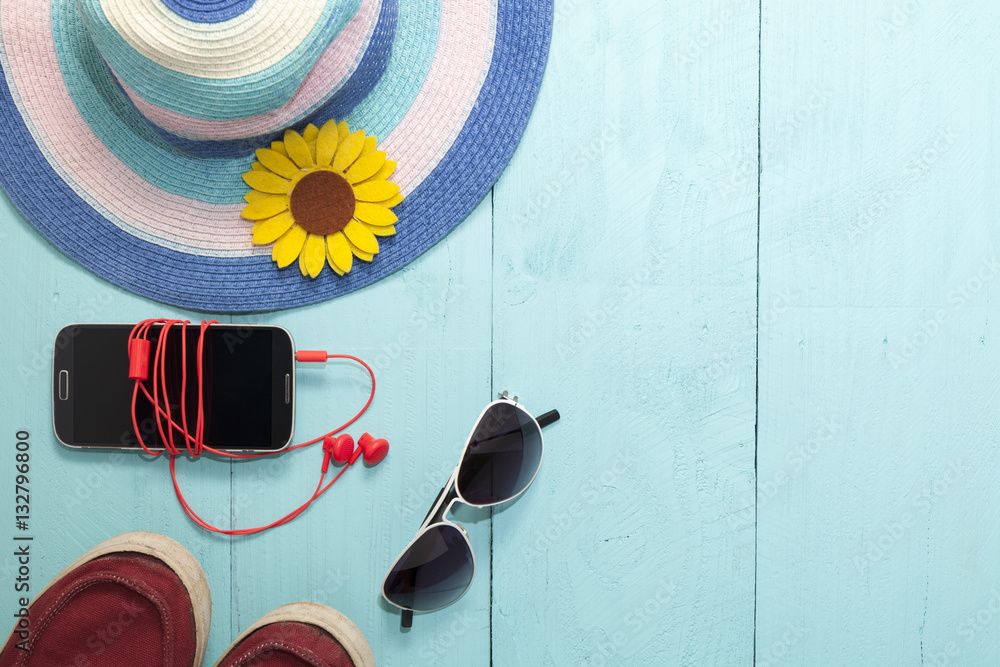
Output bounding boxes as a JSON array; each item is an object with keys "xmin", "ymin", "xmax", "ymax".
[
  {"xmin": 228, "ymin": 203, "xmax": 493, "ymax": 665},
  {"xmin": 757, "ymin": 0, "xmax": 1000, "ymax": 663},
  {"xmin": 490, "ymin": 0, "xmax": 760, "ymax": 663},
  {"xmin": 0, "ymin": 196, "xmax": 236, "ymax": 661}
]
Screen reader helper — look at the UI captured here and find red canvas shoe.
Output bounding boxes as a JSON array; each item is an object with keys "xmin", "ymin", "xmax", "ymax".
[
  {"xmin": 0, "ymin": 531, "xmax": 211, "ymax": 667},
  {"xmin": 215, "ymin": 603, "xmax": 375, "ymax": 667}
]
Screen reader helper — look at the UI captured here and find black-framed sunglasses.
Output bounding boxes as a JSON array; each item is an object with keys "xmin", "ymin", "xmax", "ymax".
[{"xmin": 381, "ymin": 392, "xmax": 560, "ymax": 628}]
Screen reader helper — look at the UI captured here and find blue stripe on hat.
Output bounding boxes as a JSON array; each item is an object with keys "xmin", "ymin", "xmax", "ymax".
[{"xmin": 161, "ymin": 0, "xmax": 257, "ymax": 23}]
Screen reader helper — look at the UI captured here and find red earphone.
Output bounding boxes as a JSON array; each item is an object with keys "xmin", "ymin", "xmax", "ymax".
[{"xmin": 126, "ymin": 318, "xmax": 387, "ymax": 536}]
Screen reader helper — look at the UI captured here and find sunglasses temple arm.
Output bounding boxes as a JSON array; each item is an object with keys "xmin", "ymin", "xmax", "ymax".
[
  {"xmin": 537, "ymin": 409, "xmax": 560, "ymax": 428},
  {"xmin": 401, "ymin": 608, "xmax": 413, "ymax": 629},
  {"xmin": 421, "ymin": 484, "xmax": 449, "ymax": 525},
  {"xmin": 417, "ymin": 466, "xmax": 458, "ymax": 524}
]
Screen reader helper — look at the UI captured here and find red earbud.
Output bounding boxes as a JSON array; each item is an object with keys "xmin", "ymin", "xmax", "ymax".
[
  {"xmin": 356, "ymin": 432, "xmax": 390, "ymax": 465},
  {"xmin": 331, "ymin": 434, "xmax": 356, "ymax": 464},
  {"xmin": 321, "ymin": 434, "xmax": 353, "ymax": 472}
]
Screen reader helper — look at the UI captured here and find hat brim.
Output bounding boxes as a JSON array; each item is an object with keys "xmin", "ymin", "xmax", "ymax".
[{"xmin": 0, "ymin": 0, "xmax": 552, "ymax": 313}]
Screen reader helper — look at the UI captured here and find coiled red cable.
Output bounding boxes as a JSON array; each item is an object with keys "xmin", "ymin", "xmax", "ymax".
[{"xmin": 127, "ymin": 319, "xmax": 376, "ymax": 536}]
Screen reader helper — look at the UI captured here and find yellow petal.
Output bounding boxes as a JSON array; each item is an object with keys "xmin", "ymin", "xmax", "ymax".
[
  {"xmin": 363, "ymin": 159, "xmax": 396, "ymax": 183},
  {"xmin": 270, "ymin": 141, "xmax": 287, "ymax": 156},
  {"xmin": 359, "ymin": 136, "xmax": 378, "ymax": 158},
  {"xmin": 315, "ymin": 119, "xmax": 340, "ymax": 166},
  {"xmin": 332, "ymin": 130, "xmax": 366, "ymax": 172},
  {"xmin": 353, "ymin": 202, "xmax": 397, "ymax": 226},
  {"xmin": 337, "ymin": 121, "xmax": 350, "ymax": 143},
  {"xmin": 378, "ymin": 193, "xmax": 404, "ymax": 209},
  {"xmin": 303, "ymin": 124, "xmax": 319, "ymax": 160},
  {"xmin": 244, "ymin": 189, "xmax": 270, "ymax": 204},
  {"xmin": 256, "ymin": 148, "xmax": 301, "ymax": 179},
  {"xmin": 284, "ymin": 130, "xmax": 314, "ymax": 169},
  {"xmin": 326, "ymin": 232, "xmax": 353, "ymax": 273},
  {"xmin": 272, "ymin": 225, "xmax": 307, "ymax": 268},
  {"xmin": 343, "ymin": 219, "xmax": 379, "ymax": 254},
  {"xmin": 251, "ymin": 211, "xmax": 295, "ymax": 244},
  {"xmin": 345, "ymin": 151, "xmax": 386, "ymax": 183},
  {"xmin": 349, "ymin": 242, "xmax": 375, "ymax": 262},
  {"xmin": 362, "ymin": 221, "xmax": 396, "ymax": 237},
  {"xmin": 353, "ymin": 180, "xmax": 399, "ymax": 202},
  {"xmin": 299, "ymin": 233, "xmax": 326, "ymax": 278},
  {"xmin": 330, "ymin": 262, "xmax": 345, "ymax": 276},
  {"xmin": 250, "ymin": 161, "xmax": 265, "ymax": 171},
  {"xmin": 243, "ymin": 171, "xmax": 291, "ymax": 194},
  {"xmin": 242, "ymin": 195, "xmax": 290, "ymax": 220}
]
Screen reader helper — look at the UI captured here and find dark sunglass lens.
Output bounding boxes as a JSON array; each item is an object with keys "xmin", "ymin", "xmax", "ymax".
[
  {"xmin": 383, "ymin": 524, "xmax": 474, "ymax": 612},
  {"xmin": 456, "ymin": 403, "xmax": 542, "ymax": 505}
]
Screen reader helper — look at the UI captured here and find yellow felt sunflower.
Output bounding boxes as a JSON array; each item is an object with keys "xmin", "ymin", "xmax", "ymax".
[{"xmin": 241, "ymin": 120, "xmax": 403, "ymax": 277}]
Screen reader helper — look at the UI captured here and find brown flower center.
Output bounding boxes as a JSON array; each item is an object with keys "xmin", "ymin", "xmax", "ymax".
[{"xmin": 289, "ymin": 170, "xmax": 356, "ymax": 235}]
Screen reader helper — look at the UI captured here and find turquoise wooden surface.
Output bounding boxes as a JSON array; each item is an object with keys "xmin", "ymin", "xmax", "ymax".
[
  {"xmin": 757, "ymin": 1, "xmax": 1000, "ymax": 665},
  {"xmin": 1, "ymin": 0, "xmax": 998, "ymax": 665}
]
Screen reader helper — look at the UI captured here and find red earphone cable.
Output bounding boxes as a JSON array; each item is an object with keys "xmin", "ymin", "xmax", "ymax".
[{"xmin": 127, "ymin": 319, "xmax": 376, "ymax": 535}]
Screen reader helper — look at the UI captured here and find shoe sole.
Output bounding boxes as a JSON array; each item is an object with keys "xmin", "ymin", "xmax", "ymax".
[
  {"xmin": 215, "ymin": 601, "xmax": 375, "ymax": 667},
  {"xmin": 5, "ymin": 531, "xmax": 212, "ymax": 667}
]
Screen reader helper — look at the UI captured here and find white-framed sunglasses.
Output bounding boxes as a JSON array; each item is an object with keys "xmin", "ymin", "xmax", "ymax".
[{"xmin": 381, "ymin": 392, "xmax": 560, "ymax": 628}]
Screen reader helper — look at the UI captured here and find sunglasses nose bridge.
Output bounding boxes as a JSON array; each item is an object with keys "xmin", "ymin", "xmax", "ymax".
[
  {"xmin": 423, "ymin": 476, "xmax": 461, "ymax": 528},
  {"xmin": 444, "ymin": 495, "xmax": 465, "ymax": 522}
]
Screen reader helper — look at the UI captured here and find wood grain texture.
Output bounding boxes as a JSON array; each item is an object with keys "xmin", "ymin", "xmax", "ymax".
[
  {"xmin": 757, "ymin": 0, "xmax": 1000, "ymax": 664},
  {"xmin": 489, "ymin": 0, "xmax": 759, "ymax": 664}
]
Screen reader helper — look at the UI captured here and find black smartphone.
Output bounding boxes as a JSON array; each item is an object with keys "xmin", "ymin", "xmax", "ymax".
[{"xmin": 52, "ymin": 323, "xmax": 295, "ymax": 451}]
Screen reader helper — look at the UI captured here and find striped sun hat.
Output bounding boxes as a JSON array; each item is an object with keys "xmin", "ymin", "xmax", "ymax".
[{"xmin": 0, "ymin": 0, "xmax": 552, "ymax": 312}]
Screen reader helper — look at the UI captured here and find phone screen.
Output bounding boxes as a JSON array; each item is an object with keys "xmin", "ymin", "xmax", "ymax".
[{"xmin": 53, "ymin": 324, "xmax": 294, "ymax": 450}]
